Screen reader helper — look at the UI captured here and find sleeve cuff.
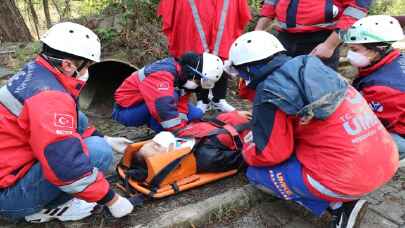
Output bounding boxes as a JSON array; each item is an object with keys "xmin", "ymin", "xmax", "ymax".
[{"xmin": 98, "ymin": 188, "xmax": 115, "ymax": 205}]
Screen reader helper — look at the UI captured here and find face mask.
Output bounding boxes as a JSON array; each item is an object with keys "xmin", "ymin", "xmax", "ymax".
[
  {"xmin": 347, "ymin": 50, "xmax": 371, "ymax": 68},
  {"xmin": 183, "ymin": 80, "xmax": 199, "ymax": 90},
  {"xmin": 77, "ymin": 70, "xmax": 89, "ymax": 82}
]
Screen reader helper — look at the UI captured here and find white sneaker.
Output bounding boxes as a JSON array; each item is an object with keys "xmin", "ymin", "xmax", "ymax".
[
  {"xmin": 211, "ymin": 99, "xmax": 236, "ymax": 112},
  {"xmin": 25, "ymin": 198, "xmax": 97, "ymax": 223},
  {"xmin": 196, "ymin": 100, "xmax": 210, "ymax": 113}
]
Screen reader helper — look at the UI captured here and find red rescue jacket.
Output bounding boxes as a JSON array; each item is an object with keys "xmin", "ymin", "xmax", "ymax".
[
  {"xmin": 243, "ymin": 86, "xmax": 398, "ymax": 198},
  {"xmin": 260, "ymin": 0, "xmax": 371, "ymax": 33},
  {"xmin": 238, "ymin": 79, "xmax": 256, "ymax": 102},
  {"xmin": 157, "ymin": 0, "xmax": 252, "ymax": 59},
  {"xmin": 353, "ymin": 50, "xmax": 405, "ymax": 135},
  {"xmin": 114, "ymin": 58, "xmax": 190, "ymax": 131},
  {"xmin": 0, "ymin": 56, "xmax": 111, "ymax": 202}
]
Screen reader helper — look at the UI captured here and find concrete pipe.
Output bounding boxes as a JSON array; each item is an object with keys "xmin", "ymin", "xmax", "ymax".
[{"xmin": 79, "ymin": 59, "xmax": 137, "ymax": 116}]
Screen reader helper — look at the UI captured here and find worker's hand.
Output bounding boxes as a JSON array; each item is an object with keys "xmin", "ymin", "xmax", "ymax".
[
  {"xmin": 104, "ymin": 136, "xmax": 133, "ymax": 154},
  {"xmin": 223, "ymin": 60, "xmax": 239, "ymax": 78},
  {"xmin": 237, "ymin": 110, "xmax": 253, "ymax": 120},
  {"xmin": 106, "ymin": 194, "xmax": 134, "ymax": 218},
  {"xmin": 310, "ymin": 42, "xmax": 335, "ymax": 59}
]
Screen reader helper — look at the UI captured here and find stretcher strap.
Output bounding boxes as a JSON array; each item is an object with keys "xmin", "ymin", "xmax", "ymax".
[{"xmin": 149, "ymin": 151, "xmax": 194, "ymax": 190}]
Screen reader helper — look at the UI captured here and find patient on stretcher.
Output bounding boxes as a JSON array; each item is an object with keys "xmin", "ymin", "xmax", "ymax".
[{"xmin": 130, "ymin": 126, "xmax": 244, "ymax": 183}]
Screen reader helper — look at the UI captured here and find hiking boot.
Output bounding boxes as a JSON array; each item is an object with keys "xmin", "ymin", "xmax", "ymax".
[
  {"xmin": 25, "ymin": 198, "xmax": 97, "ymax": 223},
  {"xmin": 211, "ymin": 99, "xmax": 236, "ymax": 112},
  {"xmin": 329, "ymin": 200, "xmax": 368, "ymax": 228},
  {"xmin": 196, "ymin": 100, "xmax": 210, "ymax": 113}
]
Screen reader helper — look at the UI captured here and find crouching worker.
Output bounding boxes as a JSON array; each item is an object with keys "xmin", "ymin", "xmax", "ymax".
[
  {"xmin": 341, "ymin": 15, "xmax": 405, "ymax": 167},
  {"xmin": 117, "ymin": 111, "xmax": 251, "ymax": 197},
  {"xmin": 0, "ymin": 22, "xmax": 134, "ymax": 223},
  {"xmin": 113, "ymin": 52, "xmax": 224, "ymax": 132},
  {"xmin": 228, "ymin": 31, "xmax": 399, "ymax": 228}
]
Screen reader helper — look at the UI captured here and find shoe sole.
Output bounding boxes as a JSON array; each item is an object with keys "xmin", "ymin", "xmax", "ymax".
[
  {"xmin": 26, "ymin": 212, "xmax": 92, "ymax": 223},
  {"xmin": 25, "ymin": 216, "xmax": 53, "ymax": 223},
  {"xmin": 347, "ymin": 200, "xmax": 368, "ymax": 228}
]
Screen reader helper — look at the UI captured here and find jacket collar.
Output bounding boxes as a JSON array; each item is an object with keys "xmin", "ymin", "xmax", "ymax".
[
  {"xmin": 248, "ymin": 53, "xmax": 292, "ymax": 89},
  {"xmin": 358, "ymin": 50, "xmax": 401, "ymax": 77},
  {"xmin": 35, "ymin": 55, "xmax": 85, "ymax": 98},
  {"xmin": 261, "ymin": 55, "xmax": 348, "ymax": 120}
]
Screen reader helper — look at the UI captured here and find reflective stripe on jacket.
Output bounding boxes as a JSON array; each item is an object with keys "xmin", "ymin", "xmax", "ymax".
[
  {"xmin": 260, "ymin": 0, "xmax": 371, "ymax": 32},
  {"xmin": 158, "ymin": 0, "xmax": 252, "ymax": 59}
]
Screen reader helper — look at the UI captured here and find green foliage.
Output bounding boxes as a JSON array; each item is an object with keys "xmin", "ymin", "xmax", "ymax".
[
  {"xmin": 368, "ymin": 0, "xmax": 405, "ymax": 15},
  {"xmin": 94, "ymin": 28, "xmax": 119, "ymax": 43},
  {"xmin": 248, "ymin": 0, "xmax": 263, "ymax": 10},
  {"xmin": 13, "ymin": 42, "xmax": 41, "ymax": 70},
  {"xmin": 78, "ymin": 0, "xmax": 113, "ymax": 16}
]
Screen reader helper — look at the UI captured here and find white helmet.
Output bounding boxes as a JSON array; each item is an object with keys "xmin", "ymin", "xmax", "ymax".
[
  {"xmin": 229, "ymin": 31, "xmax": 285, "ymax": 66},
  {"xmin": 41, "ymin": 22, "xmax": 101, "ymax": 62},
  {"xmin": 201, "ymin": 52, "xmax": 224, "ymax": 89},
  {"xmin": 152, "ymin": 131, "xmax": 176, "ymax": 149},
  {"xmin": 342, "ymin": 15, "xmax": 404, "ymax": 44}
]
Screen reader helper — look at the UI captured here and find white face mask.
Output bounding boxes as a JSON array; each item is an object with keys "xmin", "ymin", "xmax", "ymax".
[
  {"xmin": 347, "ymin": 50, "xmax": 371, "ymax": 68},
  {"xmin": 77, "ymin": 70, "xmax": 89, "ymax": 82},
  {"xmin": 183, "ymin": 80, "xmax": 199, "ymax": 90}
]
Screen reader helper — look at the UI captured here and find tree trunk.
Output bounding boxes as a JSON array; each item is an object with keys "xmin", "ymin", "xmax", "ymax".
[
  {"xmin": 27, "ymin": 0, "xmax": 40, "ymax": 40},
  {"xmin": 0, "ymin": 0, "xmax": 32, "ymax": 42},
  {"xmin": 43, "ymin": 0, "xmax": 52, "ymax": 28},
  {"xmin": 62, "ymin": 0, "xmax": 71, "ymax": 19},
  {"xmin": 51, "ymin": 0, "xmax": 62, "ymax": 20}
]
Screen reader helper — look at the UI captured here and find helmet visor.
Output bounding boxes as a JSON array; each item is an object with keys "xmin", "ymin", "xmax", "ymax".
[{"xmin": 340, "ymin": 27, "xmax": 387, "ymax": 44}]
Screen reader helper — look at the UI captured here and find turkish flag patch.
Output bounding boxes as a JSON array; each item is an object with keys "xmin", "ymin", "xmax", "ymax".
[
  {"xmin": 158, "ymin": 82, "xmax": 169, "ymax": 91},
  {"xmin": 54, "ymin": 113, "xmax": 74, "ymax": 129}
]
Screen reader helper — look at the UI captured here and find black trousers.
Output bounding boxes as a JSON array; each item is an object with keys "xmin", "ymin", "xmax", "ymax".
[
  {"xmin": 276, "ymin": 30, "xmax": 340, "ymax": 70},
  {"xmin": 196, "ymin": 73, "xmax": 228, "ymax": 103}
]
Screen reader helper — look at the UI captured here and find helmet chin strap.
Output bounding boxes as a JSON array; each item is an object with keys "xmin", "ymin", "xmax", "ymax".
[
  {"xmin": 76, "ymin": 60, "xmax": 88, "ymax": 72},
  {"xmin": 41, "ymin": 53, "xmax": 88, "ymax": 78},
  {"xmin": 41, "ymin": 54, "xmax": 71, "ymax": 76}
]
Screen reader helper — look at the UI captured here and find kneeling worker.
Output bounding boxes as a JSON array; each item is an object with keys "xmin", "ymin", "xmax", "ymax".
[
  {"xmin": 228, "ymin": 31, "xmax": 398, "ymax": 228},
  {"xmin": 0, "ymin": 22, "xmax": 134, "ymax": 223},
  {"xmin": 113, "ymin": 52, "xmax": 224, "ymax": 132}
]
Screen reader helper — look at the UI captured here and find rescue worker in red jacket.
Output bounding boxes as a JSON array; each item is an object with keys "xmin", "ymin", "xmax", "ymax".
[
  {"xmin": 228, "ymin": 31, "xmax": 398, "ymax": 228},
  {"xmin": 157, "ymin": 0, "xmax": 252, "ymax": 113},
  {"xmin": 341, "ymin": 15, "xmax": 405, "ymax": 167},
  {"xmin": 0, "ymin": 23, "xmax": 134, "ymax": 223},
  {"xmin": 255, "ymin": 0, "xmax": 372, "ymax": 70},
  {"xmin": 113, "ymin": 52, "xmax": 224, "ymax": 132}
]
